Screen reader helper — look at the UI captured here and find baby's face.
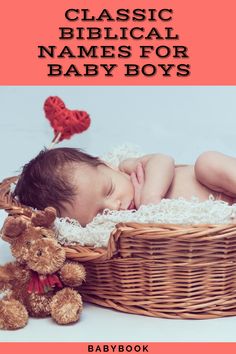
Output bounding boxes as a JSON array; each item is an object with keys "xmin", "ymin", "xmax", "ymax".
[{"xmin": 62, "ymin": 163, "xmax": 134, "ymax": 226}]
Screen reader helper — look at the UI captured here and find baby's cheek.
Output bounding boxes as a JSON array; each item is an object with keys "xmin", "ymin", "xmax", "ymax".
[{"xmin": 126, "ymin": 176, "xmax": 134, "ymax": 194}]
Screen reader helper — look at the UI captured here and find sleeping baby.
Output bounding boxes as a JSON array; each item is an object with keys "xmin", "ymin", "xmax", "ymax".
[{"xmin": 14, "ymin": 148, "xmax": 236, "ymax": 227}]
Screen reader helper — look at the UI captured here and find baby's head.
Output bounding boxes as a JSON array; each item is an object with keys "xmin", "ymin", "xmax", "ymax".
[{"xmin": 14, "ymin": 148, "xmax": 134, "ymax": 226}]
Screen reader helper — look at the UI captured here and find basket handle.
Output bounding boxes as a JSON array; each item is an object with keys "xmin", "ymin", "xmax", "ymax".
[{"xmin": 0, "ymin": 176, "xmax": 28, "ymax": 214}]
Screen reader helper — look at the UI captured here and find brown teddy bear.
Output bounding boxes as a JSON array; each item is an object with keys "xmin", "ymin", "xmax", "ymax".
[{"xmin": 0, "ymin": 207, "xmax": 86, "ymax": 330}]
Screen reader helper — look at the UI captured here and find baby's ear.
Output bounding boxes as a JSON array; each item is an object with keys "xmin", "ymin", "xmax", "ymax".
[{"xmin": 31, "ymin": 207, "xmax": 57, "ymax": 227}]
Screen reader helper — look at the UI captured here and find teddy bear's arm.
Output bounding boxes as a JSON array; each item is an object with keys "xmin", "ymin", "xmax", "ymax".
[
  {"xmin": 0, "ymin": 262, "xmax": 30, "ymax": 291},
  {"xmin": 0, "ymin": 262, "xmax": 18, "ymax": 291},
  {"xmin": 59, "ymin": 261, "xmax": 86, "ymax": 287}
]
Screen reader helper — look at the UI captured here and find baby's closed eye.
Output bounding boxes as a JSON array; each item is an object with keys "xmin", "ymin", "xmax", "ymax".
[{"xmin": 106, "ymin": 180, "xmax": 114, "ymax": 197}]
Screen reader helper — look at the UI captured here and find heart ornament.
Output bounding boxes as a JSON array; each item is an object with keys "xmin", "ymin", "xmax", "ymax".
[{"xmin": 44, "ymin": 96, "xmax": 91, "ymax": 147}]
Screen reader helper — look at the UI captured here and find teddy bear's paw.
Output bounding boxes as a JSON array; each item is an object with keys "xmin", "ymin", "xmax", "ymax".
[
  {"xmin": 60, "ymin": 262, "xmax": 86, "ymax": 287},
  {"xmin": 0, "ymin": 298, "xmax": 28, "ymax": 330},
  {"xmin": 50, "ymin": 288, "xmax": 83, "ymax": 325},
  {"xmin": 26, "ymin": 292, "xmax": 52, "ymax": 318}
]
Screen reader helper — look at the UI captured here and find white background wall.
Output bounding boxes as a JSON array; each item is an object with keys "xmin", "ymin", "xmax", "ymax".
[{"xmin": 1, "ymin": 86, "xmax": 236, "ymax": 181}]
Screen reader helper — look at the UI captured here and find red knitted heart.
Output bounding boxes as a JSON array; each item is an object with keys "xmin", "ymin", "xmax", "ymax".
[{"xmin": 44, "ymin": 96, "xmax": 91, "ymax": 142}]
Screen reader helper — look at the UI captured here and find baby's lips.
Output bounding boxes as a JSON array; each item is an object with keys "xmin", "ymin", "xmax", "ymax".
[{"xmin": 127, "ymin": 200, "xmax": 136, "ymax": 210}]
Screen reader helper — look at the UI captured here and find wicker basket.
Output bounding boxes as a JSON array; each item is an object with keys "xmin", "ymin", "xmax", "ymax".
[{"xmin": 2, "ymin": 176, "xmax": 236, "ymax": 319}]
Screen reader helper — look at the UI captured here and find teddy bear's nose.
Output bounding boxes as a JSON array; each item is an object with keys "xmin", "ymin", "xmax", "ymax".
[
  {"xmin": 28, "ymin": 238, "xmax": 66, "ymax": 275},
  {"xmin": 36, "ymin": 250, "xmax": 43, "ymax": 257}
]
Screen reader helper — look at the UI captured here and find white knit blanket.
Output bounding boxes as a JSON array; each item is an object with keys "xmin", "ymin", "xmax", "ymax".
[{"xmin": 54, "ymin": 144, "xmax": 236, "ymax": 248}]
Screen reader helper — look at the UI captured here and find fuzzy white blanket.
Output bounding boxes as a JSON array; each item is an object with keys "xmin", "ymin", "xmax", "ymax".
[
  {"xmin": 55, "ymin": 198, "xmax": 236, "ymax": 248},
  {"xmin": 55, "ymin": 144, "xmax": 236, "ymax": 248}
]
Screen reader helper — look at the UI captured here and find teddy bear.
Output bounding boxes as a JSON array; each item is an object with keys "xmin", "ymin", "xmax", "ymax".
[{"xmin": 0, "ymin": 206, "xmax": 86, "ymax": 330}]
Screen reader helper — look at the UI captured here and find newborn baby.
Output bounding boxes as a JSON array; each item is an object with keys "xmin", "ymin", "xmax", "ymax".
[{"xmin": 14, "ymin": 148, "xmax": 236, "ymax": 226}]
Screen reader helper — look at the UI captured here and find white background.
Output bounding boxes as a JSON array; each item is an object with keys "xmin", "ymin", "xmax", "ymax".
[{"xmin": 0, "ymin": 86, "xmax": 236, "ymax": 341}]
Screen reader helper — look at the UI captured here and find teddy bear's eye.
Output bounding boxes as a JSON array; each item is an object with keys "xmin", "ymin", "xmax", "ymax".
[
  {"xmin": 26, "ymin": 241, "xmax": 31, "ymax": 246},
  {"xmin": 41, "ymin": 231, "xmax": 48, "ymax": 238},
  {"xmin": 37, "ymin": 250, "xmax": 43, "ymax": 257}
]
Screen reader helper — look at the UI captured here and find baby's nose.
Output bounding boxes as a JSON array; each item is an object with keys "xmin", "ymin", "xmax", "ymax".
[{"xmin": 105, "ymin": 199, "xmax": 121, "ymax": 211}]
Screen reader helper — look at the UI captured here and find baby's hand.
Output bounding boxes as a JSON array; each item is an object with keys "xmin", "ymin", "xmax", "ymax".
[
  {"xmin": 131, "ymin": 162, "xmax": 162, "ymax": 208},
  {"xmin": 130, "ymin": 162, "xmax": 145, "ymax": 209}
]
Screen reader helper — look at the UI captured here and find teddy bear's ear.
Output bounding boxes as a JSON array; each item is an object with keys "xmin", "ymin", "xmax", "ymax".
[
  {"xmin": 31, "ymin": 207, "xmax": 57, "ymax": 227},
  {"xmin": 1, "ymin": 216, "xmax": 27, "ymax": 242}
]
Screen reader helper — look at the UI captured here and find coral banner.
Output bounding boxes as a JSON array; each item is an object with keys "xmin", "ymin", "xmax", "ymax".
[
  {"xmin": 0, "ymin": 0, "xmax": 235, "ymax": 85},
  {"xmin": 2, "ymin": 343, "xmax": 236, "ymax": 354}
]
